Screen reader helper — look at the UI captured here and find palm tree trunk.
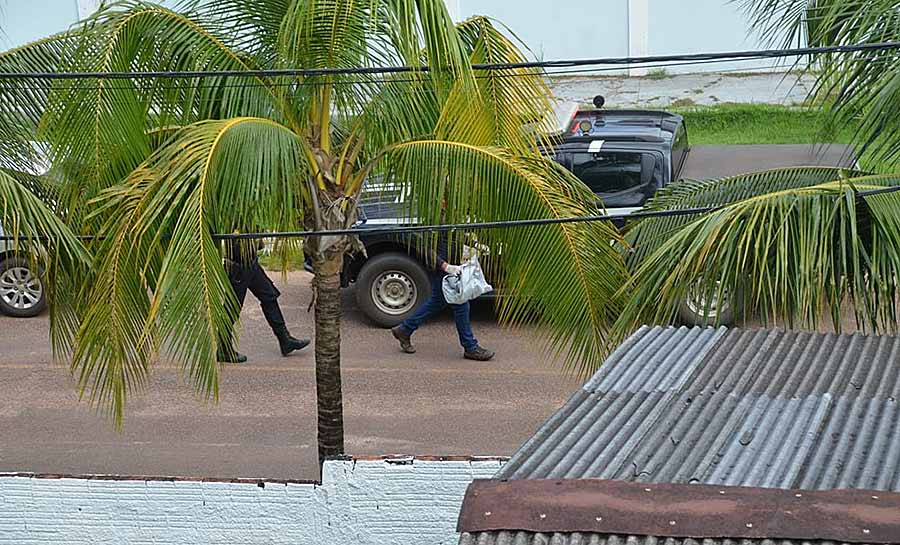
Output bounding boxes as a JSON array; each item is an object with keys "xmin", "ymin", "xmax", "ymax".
[{"xmin": 312, "ymin": 251, "xmax": 345, "ymax": 467}]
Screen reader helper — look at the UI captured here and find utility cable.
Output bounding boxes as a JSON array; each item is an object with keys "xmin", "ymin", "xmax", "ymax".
[
  {"xmin": 0, "ymin": 41, "xmax": 897, "ymax": 81},
  {"xmin": 2, "ymin": 184, "xmax": 898, "ymax": 242}
]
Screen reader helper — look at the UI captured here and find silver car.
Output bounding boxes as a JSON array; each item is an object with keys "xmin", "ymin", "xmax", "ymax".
[{"xmin": 0, "ymin": 224, "xmax": 46, "ymax": 317}]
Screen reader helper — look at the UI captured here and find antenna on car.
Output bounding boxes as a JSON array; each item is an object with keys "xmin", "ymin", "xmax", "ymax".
[{"xmin": 593, "ymin": 95, "xmax": 606, "ymax": 109}]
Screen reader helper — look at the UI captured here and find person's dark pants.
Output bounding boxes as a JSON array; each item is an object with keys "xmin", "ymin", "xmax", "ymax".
[
  {"xmin": 225, "ymin": 259, "xmax": 288, "ymax": 334},
  {"xmin": 398, "ymin": 272, "xmax": 478, "ymax": 351}
]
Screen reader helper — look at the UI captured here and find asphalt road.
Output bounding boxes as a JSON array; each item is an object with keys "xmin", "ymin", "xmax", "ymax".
[{"xmin": 0, "ymin": 271, "xmax": 578, "ymax": 480}]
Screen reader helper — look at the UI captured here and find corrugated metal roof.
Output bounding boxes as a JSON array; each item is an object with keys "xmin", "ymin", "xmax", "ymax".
[{"xmin": 461, "ymin": 326, "xmax": 900, "ymax": 545}]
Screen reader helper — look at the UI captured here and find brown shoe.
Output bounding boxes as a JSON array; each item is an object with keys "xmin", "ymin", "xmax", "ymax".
[
  {"xmin": 391, "ymin": 326, "xmax": 416, "ymax": 354},
  {"xmin": 464, "ymin": 346, "xmax": 495, "ymax": 361}
]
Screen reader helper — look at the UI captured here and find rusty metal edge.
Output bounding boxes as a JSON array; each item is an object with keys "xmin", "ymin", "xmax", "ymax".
[
  {"xmin": 0, "ymin": 472, "xmax": 318, "ymax": 485},
  {"xmin": 457, "ymin": 479, "xmax": 900, "ymax": 544}
]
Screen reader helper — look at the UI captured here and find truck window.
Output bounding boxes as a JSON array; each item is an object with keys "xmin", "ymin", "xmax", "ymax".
[{"xmin": 570, "ymin": 151, "xmax": 654, "ymax": 194}]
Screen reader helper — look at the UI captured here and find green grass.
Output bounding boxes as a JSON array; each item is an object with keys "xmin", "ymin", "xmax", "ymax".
[
  {"xmin": 645, "ymin": 68, "xmax": 670, "ymax": 80},
  {"xmin": 675, "ymin": 104, "xmax": 853, "ymax": 145}
]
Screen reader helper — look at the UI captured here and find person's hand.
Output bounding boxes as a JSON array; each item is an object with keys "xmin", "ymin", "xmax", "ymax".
[{"xmin": 443, "ymin": 263, "xmax": 461, "ymax": 276}]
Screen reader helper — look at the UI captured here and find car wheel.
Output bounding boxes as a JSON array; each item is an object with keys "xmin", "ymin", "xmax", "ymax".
[
  {"xmin": 0, "ymin": 257, "xmax": 47, "ymax": 318},
  {"xmin": 678, "ymin": 280, "xmax": 737, "ymax": 327},
  {"xmin": 355, "ymin": 252, "xmax": 431, "ymax": 328}
]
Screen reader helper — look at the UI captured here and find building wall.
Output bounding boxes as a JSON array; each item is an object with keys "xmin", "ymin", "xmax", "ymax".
[
  {"xmin": 0, "ymin": 457, "xmax": 505, "ymax": 545},
  {"xmin": 2, "ymin": 0, "xmax": 786, "ymax": 74},
  {"xmin": 645, "ymin": 0, "xmax": 795, "ymax": 72},
  {"xmin": 459, "ymin": 0, "xmax": 630, "ymax": 61},
  {"xmin": 457, "ymin": 0, "xmax": 790, "ymax": 73},
  {"xmin": 0, "ymin": 0, "xmax": 79, "ymax": 50}
]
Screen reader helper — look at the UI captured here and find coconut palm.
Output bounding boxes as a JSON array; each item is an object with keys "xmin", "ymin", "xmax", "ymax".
[
  {"xmin": 0, "ymin": 0, "xmax": 627, "ymax": 466},
  {"xmin": 614, "ymin": 166, "xmax": 900, "ymax": 341}
]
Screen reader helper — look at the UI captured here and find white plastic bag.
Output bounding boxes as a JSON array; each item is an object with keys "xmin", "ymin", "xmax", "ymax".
[{"xmin": 442, "ymin": 255, "xmax": 493, "ymax": 305}]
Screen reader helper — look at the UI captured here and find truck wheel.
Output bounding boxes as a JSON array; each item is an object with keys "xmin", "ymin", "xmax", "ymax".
[
  {"xmin": 0, "ymin": 257, "xmax": 47, "ymax": 318},
  {"xmin": 678, "ymin": 281, "xmax": 737, "ymax": 327},
  {"xmin": 355, "ymin": 252, "xmax": 431, "ymax": 328}
]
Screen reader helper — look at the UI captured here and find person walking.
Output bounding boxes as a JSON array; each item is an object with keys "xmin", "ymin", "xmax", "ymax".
[
  {"xmin": 218, "ymin": 238, "xmax": 310, "ymax": 363},
  {"xmin": 390, "ymin": 232, "xmax": 495, "ymax": 361}
]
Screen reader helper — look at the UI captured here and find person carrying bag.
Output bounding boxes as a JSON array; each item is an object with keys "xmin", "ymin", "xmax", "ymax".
[{"xmin": 390, "ymin": 230, "xmax": 495, "ymax": 361}]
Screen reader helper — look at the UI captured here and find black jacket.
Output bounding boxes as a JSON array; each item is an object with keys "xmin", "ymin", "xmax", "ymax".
[{"xmin": 225, "ymin": 239, "xmax": 264, "ymax": 266}]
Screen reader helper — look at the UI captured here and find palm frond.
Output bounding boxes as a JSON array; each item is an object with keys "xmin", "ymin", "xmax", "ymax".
[
  {"xmin": 446, "ymin": 16, "xmax": 553, "ymax": 152},
  {"xmin": 382, "ymin": 0, "xmax": 468, "ymax": 75},
  {"xmin": 380, "ymin": 140, "xmax": 628, "ymax": 377},
  {"xmin": 615, "ymin": 170, "xmax": 900, "ymax": 344},
  {"xmin": 70, "ymin": 117, "xmax": 309, "ymax": 423},
  {"xmin": 37, "ymin": 0, "xmax": 283, "ymax": 221},
  {"xmin": 353, "ymin": 73, "xmax": 444, "ymax": 172},
  {"xmin": 0, "ymin": 32, "xmax": 77, "ymax": 175},
  {"xmin": 0, "ymin": 167, "xmax": 90, "ymax": 369},
  {"xmin": 349, "ymin": 17, "xmax": 555, "ymax": 191},
  {"xmin": 738, "ymin": 0, "xmax": 818, "ymax": 48},
  {"xmin": 626, "ymin": 165, "xmax": 867, "ymax": 264},
  {"xmin": 0, "ymin": 168, "xmax": 86, "ymax": 264},
  {"xmin": 177, "ymin": 0, "xmax": 291, "ymax": 64}
]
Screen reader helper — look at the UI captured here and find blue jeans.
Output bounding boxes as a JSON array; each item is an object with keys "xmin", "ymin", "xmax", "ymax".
[{"xmin": 399, "ymin": 272, "xmax": 478, "ymax": 351}]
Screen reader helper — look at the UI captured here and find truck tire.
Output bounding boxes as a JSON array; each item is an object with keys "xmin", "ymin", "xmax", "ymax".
[
  {"xmin": 677, "ymin": 281, "xmax": 738, "ymax": 327},
  {"xmin": 355, "ymin": 252, "xmax": 431, "ymax": 328},
  {"xmin": 0, "ymin": 257, "xmax": 47, "ymax": 318}
]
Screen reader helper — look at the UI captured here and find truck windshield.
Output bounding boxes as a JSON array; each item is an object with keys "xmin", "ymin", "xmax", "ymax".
[{"xmin": 570, "ymin": 151, "xmax": 656, "ymax": 194}]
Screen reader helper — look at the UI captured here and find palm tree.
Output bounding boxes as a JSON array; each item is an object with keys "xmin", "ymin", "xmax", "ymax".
[{"xmin": 0, "ymin": 1, "xmax": 627, "ymax": 466}]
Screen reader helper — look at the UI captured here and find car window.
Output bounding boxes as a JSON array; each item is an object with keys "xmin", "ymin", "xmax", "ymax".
[{"xmin": 570, "ymin": 151, "xmax": 653, "ymax": 194}]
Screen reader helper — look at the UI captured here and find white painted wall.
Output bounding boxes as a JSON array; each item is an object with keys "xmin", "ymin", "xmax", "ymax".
[
  {"xmin": 459, "ymin": 0, "xmax": 630, "ymax": 61},
  {"xmin": 2, "ymin": 0, "xmax": 790, "ymax": 75},
  {"xmin": 454, "ymin": 0, "xmax": 790, "ymax": 73},
  {"xmin": 645, "ymin": 0, "xmax": 798, "ymax": 73},
  {"xmin": 76, "ymin": 0, "xmax": 101, "ymax": 19},
  {"xmin": 0, "ymin": 457, "xmax": 504, "ymax": 545},
  {"xmin": 0, "ymin": 0, "xmax": 79, "ymax": 50}
]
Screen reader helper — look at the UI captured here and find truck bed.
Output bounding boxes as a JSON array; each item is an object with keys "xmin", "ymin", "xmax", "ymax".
[{"xmin": 681, "ymin": 144, "xmax": 858, "ymax": 180}]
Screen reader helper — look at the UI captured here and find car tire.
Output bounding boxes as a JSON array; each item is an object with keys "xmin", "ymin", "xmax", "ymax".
[
  {"xmin": 677, "ymin": 281, "xmax": 738, "ymax": 327},
  {"xmin": 0, "ymin": 256, "xmax": 47, "ymax": 318},
  {"xmin": 355, "ymin": 252, "xmax": 431, "ymax": 328}
]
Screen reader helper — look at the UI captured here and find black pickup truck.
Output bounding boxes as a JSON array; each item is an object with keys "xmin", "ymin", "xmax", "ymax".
[
  {"xmin": 339, "ymin": 103, "xmax": 689, "ymax": 327},
  {"xmin": 318, "ymin": 103, "xmax": 857, "ymax": 328}
]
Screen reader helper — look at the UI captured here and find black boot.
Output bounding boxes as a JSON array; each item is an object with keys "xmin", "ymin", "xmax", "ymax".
[
  {"xmin": 275, "ymin": 328, "xmax": 310, "ymax": 356},
  {"xmin": 217, "ymin": 346, "xmax": 248, "ymax": 364}
]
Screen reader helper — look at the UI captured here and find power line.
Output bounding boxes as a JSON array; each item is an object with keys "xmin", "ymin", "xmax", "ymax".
[
  {"xmin": 0, "ymin": 41, "xmax": 898, "ymax": 81},
  {"xmin": 3, "ymin": 184, "xmax": 898, "ymax": 243},
  {"xmin": 0, "ymin": 53, "xmax": 875, "ymax": 94}
]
